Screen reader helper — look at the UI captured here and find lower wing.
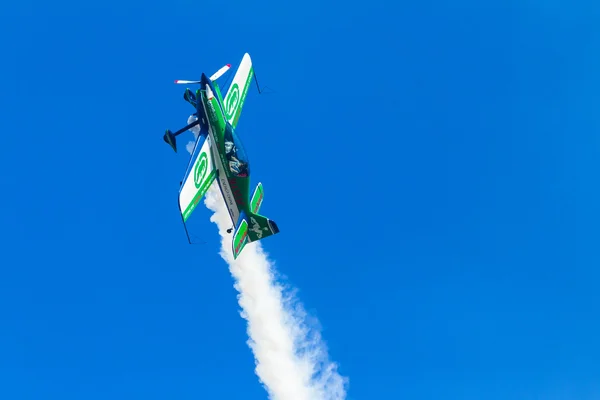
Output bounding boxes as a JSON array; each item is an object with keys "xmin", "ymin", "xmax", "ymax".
[{"xmin": 178, "ymin": 133, "xmax": 217, "ymax": 223}]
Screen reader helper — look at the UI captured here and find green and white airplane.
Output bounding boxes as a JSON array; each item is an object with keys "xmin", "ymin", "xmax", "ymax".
[{"xmin": 164, "ymin": 53, "xmax": 279, "ymax": 259}]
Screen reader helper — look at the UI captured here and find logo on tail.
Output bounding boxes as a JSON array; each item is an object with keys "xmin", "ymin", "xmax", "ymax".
[{"xmin": 250, "ymin": 217, "xmax": 269, "ymax": 239}]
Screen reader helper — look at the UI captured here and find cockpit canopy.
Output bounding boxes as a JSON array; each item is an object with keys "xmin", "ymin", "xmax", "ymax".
[{"xmin": 223, "ymin": 124, "xmax": 250, "ymax": 177}]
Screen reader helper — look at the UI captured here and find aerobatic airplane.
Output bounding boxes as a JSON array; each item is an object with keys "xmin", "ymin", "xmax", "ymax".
[{"xmin": 163, "ymin": 53, "xmax": 279, "ymax": 259}]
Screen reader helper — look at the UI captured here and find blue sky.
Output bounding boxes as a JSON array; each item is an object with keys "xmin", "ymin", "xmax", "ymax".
[{"xmin": 1, "ymin": 0, "xmax": 600, "ymax": 399}]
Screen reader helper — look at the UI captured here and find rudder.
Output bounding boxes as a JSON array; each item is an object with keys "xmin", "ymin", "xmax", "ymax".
[
  {"xmin": 231, "ymin": 210, "xmax": 279, "ymax": 259},
  {"xmin": 246, "ymin": 212, "xmax": 279, "ymax": 243}
]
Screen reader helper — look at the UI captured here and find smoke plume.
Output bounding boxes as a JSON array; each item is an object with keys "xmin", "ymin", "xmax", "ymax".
[{"xmin": 185, "ymin": 133, "xmax": 348, "ymax": 399}]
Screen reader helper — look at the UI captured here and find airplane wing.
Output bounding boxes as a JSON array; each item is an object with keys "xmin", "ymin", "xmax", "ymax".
[
  {"xmin": 223, "ymin": 53, "xmax": 254, "ymax": 129},
  {"xmin": 178, "ymin": 132, "xmax": 216, "ymax": 223}
]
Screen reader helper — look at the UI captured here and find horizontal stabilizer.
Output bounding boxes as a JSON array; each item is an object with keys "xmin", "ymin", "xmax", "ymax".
[
  {"xmin": 250, "ymin": 182, "xmax": 264, "ymax": 214},
  {"xmin": 232, "ymin": 212, "xmax": 250, "ymax": 259}
]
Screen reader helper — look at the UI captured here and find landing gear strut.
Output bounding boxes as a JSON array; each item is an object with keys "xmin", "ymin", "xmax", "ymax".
[{"xmin": 163, "ymin": 118, "xmax": 201, "ymax": 153}]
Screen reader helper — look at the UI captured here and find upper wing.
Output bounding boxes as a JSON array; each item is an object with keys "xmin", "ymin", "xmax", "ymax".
[
  {"xmin": 178, "ymin": 133, "xmax": 216, "ymax": 222},
  {"xmin": 223, "ymin": 53, "xmax": 254, "ymax": 128}
]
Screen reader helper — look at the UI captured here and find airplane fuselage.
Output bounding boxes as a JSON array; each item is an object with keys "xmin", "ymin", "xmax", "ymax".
[{"xmin": 198, "ymin": 73, "xmax": 251, "ymax": 227}]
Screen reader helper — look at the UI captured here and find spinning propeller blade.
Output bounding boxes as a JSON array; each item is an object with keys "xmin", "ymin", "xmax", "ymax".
[
  {"xmin": 174, "ymin": 80, "xmax": 201, "ymax": 84},
  {"xmin": 209, "ymin": 64, "xmax": 231, "ymax": 81},
  {"xmin": 175, "ymin": 64, "xmax": 230, "ymax": 85}
]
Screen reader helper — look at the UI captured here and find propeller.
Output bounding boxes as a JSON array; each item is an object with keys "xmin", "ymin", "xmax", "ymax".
[
  {"xmin": 174, "ymin": 64, "xmax": 231, "ymax": 85},
  {"xmin": 209, "ymin": 64, "xmax": 231, "ymax": 81}
]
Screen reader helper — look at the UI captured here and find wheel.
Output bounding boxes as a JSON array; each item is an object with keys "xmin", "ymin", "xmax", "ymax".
[{"xmin": 227, "ymin": 228, "xmax": 233, "ymax": 234}]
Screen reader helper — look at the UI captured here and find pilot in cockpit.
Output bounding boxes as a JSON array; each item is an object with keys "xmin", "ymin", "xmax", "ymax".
[{"xmin": 224, "ymin": 140, "xmax": 248, "ymax": 177}]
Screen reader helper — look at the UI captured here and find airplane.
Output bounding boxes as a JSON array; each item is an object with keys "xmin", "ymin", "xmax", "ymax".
[{"xmin": 163, "ymin": 53, "xmax": 279, "ymax": 259}]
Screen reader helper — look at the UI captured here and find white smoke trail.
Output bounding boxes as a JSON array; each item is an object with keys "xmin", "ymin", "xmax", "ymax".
[
  {"xmin": 184, "ymin": 133, "xmax": 348, "ymax": 399},
  {"xmin": 203, "ymin": 186, "xmax": 347, "ymax": 400}
]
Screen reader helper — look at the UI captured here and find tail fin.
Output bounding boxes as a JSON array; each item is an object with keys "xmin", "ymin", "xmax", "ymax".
[
  {"xmin": 250, "ymin": 182, "xmax": 264, "ymax": 214},
  {"xmin": 246, "ymin": 212, "xmax": 279, "ymax": 243},
  {"xmin": 231, "ymin": 209, "xmax": 279, "ymax": 259}
]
